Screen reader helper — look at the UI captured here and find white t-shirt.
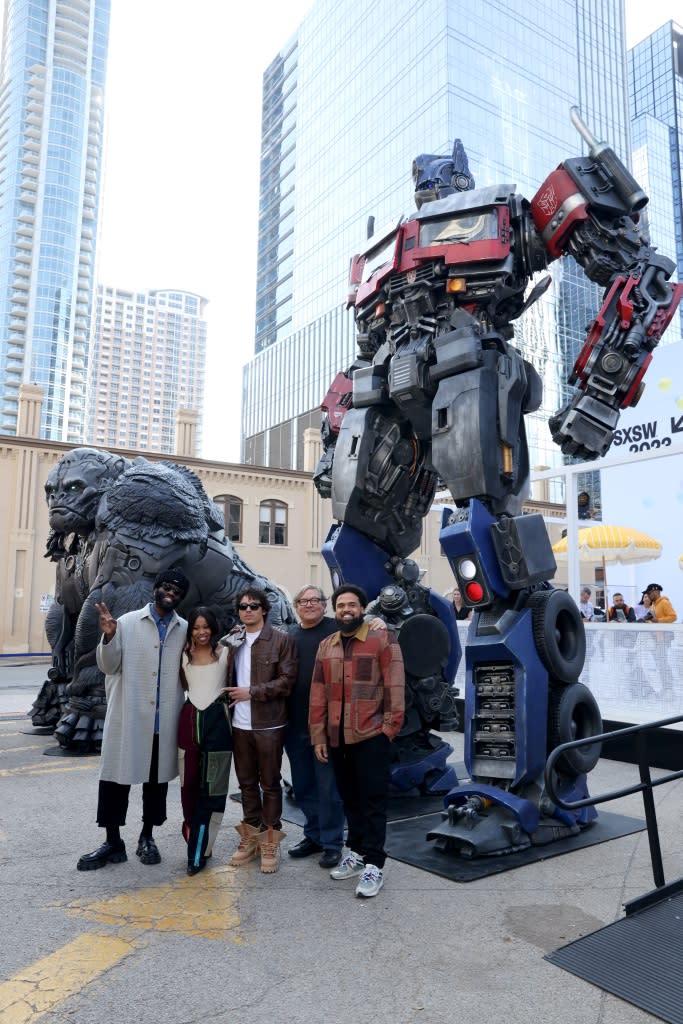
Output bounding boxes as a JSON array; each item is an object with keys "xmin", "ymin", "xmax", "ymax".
[{"xmin": 232, "ymin": 630, "xmax": 261, "ymax": 730}]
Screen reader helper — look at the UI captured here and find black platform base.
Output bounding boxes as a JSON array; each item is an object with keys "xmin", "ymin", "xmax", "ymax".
[
  {"xmin": 229, "ymin": 763, "xmax": 467, "ymax": 828},
  {"xmin": 384, "ymin": 810, "xmax": 645, "ymax": 882},
  {"xmin": 280, "ymin": 788, "xmax": 452, "ymax": 828},
  {"xmin": 546, "ymin": 878, "xmax": 683, "ymax": 1023}
]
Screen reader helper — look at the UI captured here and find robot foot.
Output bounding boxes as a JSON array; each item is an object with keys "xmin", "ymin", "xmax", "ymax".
[
  {"xmin": 29, "ymin": 678, "xmax": 67, "ymax": 730},
  {"xmin": 390, "ymin": 736, "xmax": 459, "ymax": 794},
  {"xmin": 427, "ymin": 777, "xmax": 597, "ymax": 857},
  {"xmin": 53, "ymin": 697, "xmax": 105, "ymax": 754}
]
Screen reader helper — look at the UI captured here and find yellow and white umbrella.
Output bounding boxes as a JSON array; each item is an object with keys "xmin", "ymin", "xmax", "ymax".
[
  {"xmin": 552, "ymin": 525, "xmax": 662, "ymax": 563},
  {"xmin": 552, "ymin": 524, "xmax": 662, "ymax": 599}
]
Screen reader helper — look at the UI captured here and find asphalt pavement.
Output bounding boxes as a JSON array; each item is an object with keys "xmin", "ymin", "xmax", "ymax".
[{"xmin": 1, "ymin": 659, "xmax": 681, "ymax": 1024}]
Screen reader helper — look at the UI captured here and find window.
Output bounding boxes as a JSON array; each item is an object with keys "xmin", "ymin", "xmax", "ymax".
[
  {"xmin": 214, "ymin": 493, "xmax": 243, "ymax": 543},
  {"xmin": 259, "ymin": 499, "xmax": 287, "ymax": 545}
]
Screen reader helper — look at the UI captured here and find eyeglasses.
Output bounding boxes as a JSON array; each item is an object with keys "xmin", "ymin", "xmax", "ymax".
[
  {"xmin": 297, "ymin": 597, "xmax": 322, "ymax": 606},
  {"xmin": 159, "ymin": 583, "xmax": 183, "ymax": 596},
  {"xmin": 238, "ymin": 602, "xmax": 262, "ymax": 611}
]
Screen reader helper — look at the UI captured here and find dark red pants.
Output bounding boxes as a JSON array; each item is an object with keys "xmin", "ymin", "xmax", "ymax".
[{"xmin": 232, "ymin": 727, "xmax": 285, "ymax": 829}]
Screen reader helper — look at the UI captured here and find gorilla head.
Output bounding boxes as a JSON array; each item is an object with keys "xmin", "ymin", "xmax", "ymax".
[{"xmin": 44, "ymin": 448, "xmax": 129, "ymax": 537}]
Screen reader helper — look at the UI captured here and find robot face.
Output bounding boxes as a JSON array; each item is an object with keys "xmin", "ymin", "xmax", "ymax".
[
  {"xmin": 413, "ymin": 154, "xmax": 456, "ymax": 208},
  {"xmin": 412, "ymin": 140, "xmax": 475, "ymax": 209}
]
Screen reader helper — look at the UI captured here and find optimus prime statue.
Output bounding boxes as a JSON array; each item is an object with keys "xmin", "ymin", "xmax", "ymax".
[
  {"xmin": 314, "ymin": 108, "xmax": 683, "ymax": 856},
  {"xmin": 30, "ymin": 448, "xmax": 294, "ymax": 752}
]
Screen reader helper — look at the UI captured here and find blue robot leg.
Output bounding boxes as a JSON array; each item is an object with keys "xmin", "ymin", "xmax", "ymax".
[{"xmin": 427, "ymin": 500, "xmax": 601, "ymax": 856}]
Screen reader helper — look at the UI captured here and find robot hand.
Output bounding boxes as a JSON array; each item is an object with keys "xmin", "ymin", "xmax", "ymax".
[
  {"xmin": 550, "ymin": 268, "xmax": 683, "ymax": 461},
  {"xmin": 312, "ymin": 445, "xmax": 334, "ymax": 499},
  {"xmin": 549, "ymin": 391, "xmax": 620, "ymax": 461}
]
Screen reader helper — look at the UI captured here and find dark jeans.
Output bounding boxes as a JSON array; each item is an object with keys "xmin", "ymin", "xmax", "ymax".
[
  {"xmin": 232, "ymin": 726, "xmax": 285, "ymax": 829},
  {"xmin": 330, "ymin": 732, "xmax": 391, "ymax": 869},
  {"xmin": 285, "ymin": 728, "xmax": 344, "ymax": 852},
  {"xmin": 97, "ymin": 734, "xmax": 168, "ymax": 828}
]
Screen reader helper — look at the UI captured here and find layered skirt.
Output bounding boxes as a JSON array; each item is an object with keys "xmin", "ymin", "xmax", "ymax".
[{"xmin": 178, "ymin": 698, "xmax": 232, "ymax": 870}]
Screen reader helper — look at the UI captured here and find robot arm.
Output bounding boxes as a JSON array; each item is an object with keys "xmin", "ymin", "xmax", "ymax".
[
  {"xmin": 313, "ymin": 370, "xmax": 354, "ymax": 499},
  {"xmin": 531, "ymin": 108, "xmax": 683, "ymax": 460}
]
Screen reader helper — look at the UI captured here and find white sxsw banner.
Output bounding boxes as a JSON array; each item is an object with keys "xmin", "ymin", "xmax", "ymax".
[{"xmin": 599, "ymin": 339, "xmax": 683, "ymax": 619}]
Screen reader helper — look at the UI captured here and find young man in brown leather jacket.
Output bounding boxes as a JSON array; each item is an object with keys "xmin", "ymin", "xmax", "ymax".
[{"xmin": 222, "ymin": 587, "xmax": 296, "ymax": 873}]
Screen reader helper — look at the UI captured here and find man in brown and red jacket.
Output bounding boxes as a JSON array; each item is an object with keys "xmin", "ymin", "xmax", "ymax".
[{"xmin": 309, "ymin": 583, "xmax": 404, "ymax": 898}]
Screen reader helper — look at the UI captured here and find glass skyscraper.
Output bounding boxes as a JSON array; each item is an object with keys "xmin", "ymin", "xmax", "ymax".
[
  {"xmin": 242, "ymin": 0, "xmax": 632, "ymax": 473},
  {"xmin": 628, "ymin": 20, "xmax": 683, "ymax": 338},
  {"xmin": 86, "ymin": 285, "xmax": 208, "ymax": 455},
  {"xmin": 0, "ymin": 0, "xmax": 110, "ymax": 441}
]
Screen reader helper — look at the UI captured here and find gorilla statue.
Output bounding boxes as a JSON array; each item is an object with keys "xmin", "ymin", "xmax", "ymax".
[{"xmin": 30, "ymin": 447, "xmax": 294, "ymax": 752}]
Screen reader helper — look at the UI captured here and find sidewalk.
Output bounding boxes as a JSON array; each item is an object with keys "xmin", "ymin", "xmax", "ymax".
[
  {"xmin": 0, "ymin": 658, "xmax": 48, "ymax": 719},
  {"xmin": 2, "ymin": 660, "xmax": 682, "ymax": 1023}
]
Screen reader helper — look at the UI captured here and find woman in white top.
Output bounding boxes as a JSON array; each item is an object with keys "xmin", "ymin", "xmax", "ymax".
[{"xmin": 178, "ymin": 607, "xmax": 232, "ymax": 875}]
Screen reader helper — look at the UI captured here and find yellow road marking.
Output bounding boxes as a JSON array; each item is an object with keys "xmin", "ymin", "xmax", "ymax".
[
  {"xmin": 68, "ymin": 866, "xmax": 243, "ymax": 941},
  {"xmin": 0, "ymin": 933, "xmax": 133, "ymax": 1024},
  {"xmin": 0, "ymin": 743, "xmax": 51, "ymax": 755},
  {"xmin": 0, "ymin": 762, "xmax": 96, "ymax": 778},
  {"xmin": 0, "ymin": 865, "xmax": 242, "ymax": 1021}
]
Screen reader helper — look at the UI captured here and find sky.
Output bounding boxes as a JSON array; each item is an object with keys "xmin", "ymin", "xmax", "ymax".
[{"xmin": 95, "ymin": 0, "xmax": 680, "ymax": 463}]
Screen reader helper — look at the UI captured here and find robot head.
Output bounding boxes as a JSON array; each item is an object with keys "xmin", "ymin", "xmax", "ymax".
[{"xmin": 412, "ymin": 139, "xmax": 475, "ymax": 209}]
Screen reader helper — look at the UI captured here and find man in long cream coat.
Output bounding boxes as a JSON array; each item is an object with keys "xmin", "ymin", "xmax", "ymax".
[{"xmin": 77, "ymin": 568, "xmax": 189, "ymax": 871}]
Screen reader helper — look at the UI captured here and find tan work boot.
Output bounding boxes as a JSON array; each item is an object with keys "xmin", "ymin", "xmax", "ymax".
[
  {"xmin": 230, "ymin": 821, "xmax": 260, "ymax": 866},
  {"xmin": 257, "ymin": 828, "xmax": 286, "ymax": 873}
]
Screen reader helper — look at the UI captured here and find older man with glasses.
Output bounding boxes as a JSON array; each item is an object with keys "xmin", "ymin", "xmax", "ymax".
[
  {"xmin": 285, "ymin": 585, "xmax": 346, "ymax": 868},
  {"xmin": 222, "ymin": 587, "xmax": 297, "ymax": 873}
]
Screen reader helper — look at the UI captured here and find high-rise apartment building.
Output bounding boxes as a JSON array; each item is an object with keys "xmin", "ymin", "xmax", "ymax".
[
  {"xmin": 628, "ymin": 20, "xmax": 683, "ymax": 337},
  {"xmin": 242, "ymin": 0, "xmax": 632, "ymax": 473},
  {"xmin": 0, "ymin": 0, "xmax": 110, "ymax": 441},
  {"xmin": 86, "ymin": 286, "xmax": 208, "ymax": 455}
]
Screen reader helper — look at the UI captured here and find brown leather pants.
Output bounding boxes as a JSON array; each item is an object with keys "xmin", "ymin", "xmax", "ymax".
[{"xmin": 232, "ymin": 727, "xmax": 285, "ymax": 829}]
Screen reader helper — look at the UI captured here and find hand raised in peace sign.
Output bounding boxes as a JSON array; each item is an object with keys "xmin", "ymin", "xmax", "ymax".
[{"xmin": 95, "ymin": 602, "xmax": 117, "ymax": 641}]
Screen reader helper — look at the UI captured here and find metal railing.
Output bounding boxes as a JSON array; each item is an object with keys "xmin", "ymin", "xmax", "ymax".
[{"xmin": 545, "ymin": 713, "xmax": 683, "ymax": 890}]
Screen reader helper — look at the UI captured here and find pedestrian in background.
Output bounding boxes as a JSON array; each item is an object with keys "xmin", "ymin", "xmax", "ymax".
[
  {"xmin": 579, "ymin": 586, "xmax": 594, "ymax": 621},
  {"xmin": 607, "ymin": 593, "xmax": 636, "ymax": 623},
  {"xmin": 641, "ymin": 583, "xmax": 677, "ymax": 623}
]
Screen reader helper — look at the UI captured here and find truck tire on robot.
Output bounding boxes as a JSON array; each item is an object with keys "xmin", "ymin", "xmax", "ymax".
[
  {"xmin": 548, "ymin": 682, "xmax": 602, "ymax": 776},
  {"xmin": 527, "ymin": 589, "xmax": 586, "ymax": 684}
]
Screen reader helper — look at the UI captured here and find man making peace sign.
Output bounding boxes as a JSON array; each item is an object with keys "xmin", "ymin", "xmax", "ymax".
[{"xmin": 77, "ymin": 568, "xmax": 189, "ymax": 871}]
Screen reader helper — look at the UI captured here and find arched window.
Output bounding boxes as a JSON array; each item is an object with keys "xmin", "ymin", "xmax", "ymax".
[
  {"xmin": 259, "ymin": 499, "xmax": 288, "ymax": 545},
  {"xmin": 214, "ymin": 494, "xmax": 243, "ymax": 543}
]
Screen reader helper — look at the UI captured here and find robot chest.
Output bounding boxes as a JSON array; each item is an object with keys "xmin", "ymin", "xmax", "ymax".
[{"xmin": 386, "ymin": 205, "xmax": 514, "ymax": 309}]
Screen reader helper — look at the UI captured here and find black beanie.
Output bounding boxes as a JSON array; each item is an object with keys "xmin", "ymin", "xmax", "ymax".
[{"xmin": 153, "ymin": 567, "xmax": 190, "ymax": 597}]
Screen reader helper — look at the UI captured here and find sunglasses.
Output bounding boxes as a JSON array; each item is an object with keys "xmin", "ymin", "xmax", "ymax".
[
  {"xmin": 238, "ymin": 602, "xmax": 262, "ymax": 611},
  {"xmin": 159, "ymin": 583, "xmax": 183, "ymax": 596}
]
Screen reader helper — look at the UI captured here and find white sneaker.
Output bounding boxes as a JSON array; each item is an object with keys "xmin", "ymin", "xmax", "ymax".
[
  {"xmin": 329, "ymin": 851, "xmax": 365, "ymax": 880},
  {"xmin": 355, "ymin": 863, "xmax": 384, "ymax": 898}
]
